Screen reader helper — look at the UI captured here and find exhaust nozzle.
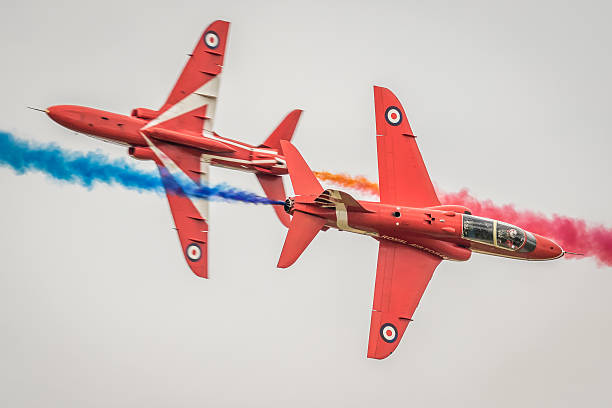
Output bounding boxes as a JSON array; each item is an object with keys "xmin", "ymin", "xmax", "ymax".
[{"xmin": 284, "ymin": 197, "xmax": 295, "ymax": 214}]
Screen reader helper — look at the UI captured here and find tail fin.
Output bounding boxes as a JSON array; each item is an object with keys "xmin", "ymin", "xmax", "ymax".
[
  {"xmin": 277, "ymin": 212, "xmax": 326, "ymax": 268},
  {"xmin": 260, "ymin": 110, "xmax": 303, "ymax": 151},
  {"xmin": 256, "ymin": 174, "xmax": 291, "ymax": 228},
  {"xmin": 280, "ymin": 140, "xmax": 323, "ymax": 196},
  {"xmin": 276, "ymin": 140, "xmax": 326, "ymax": 268}
]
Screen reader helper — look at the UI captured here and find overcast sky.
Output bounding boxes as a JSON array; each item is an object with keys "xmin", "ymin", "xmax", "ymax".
[{"xmin": 1, "ymin": 0, "xmax": 611, "ymax": 406}]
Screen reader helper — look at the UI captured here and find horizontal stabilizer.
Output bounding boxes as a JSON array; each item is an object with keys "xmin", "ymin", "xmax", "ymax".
[
  {"xmin": 260, "ymin": 110, "xmax": 303, "ymax": 151},
  {"xmin": 277, "ymin": 212, "xmax": 326, "ymax": 268},
  {"xmin": 280, "ymin": 140, "xmax": 323, "ymax": 196},
  {"xmin": 256, "ymin": 173, "xmax": 291, "ymax": 228}
]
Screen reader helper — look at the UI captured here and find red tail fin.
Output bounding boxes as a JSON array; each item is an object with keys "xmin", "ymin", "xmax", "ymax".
[
  {"xmin": 277, "ymin": 212, "xmax": 326, "ymax": 268},
  {"xmin": 260, "ymin": 110, "xmax": 302, "ymax": 151},
  {"xmin": 280, "ymin": 140, "xmax": 323, "ymax": 196}
]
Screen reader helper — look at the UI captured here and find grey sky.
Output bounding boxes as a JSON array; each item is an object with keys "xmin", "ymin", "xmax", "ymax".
[{"xmin": 1, "ymin": 0, "xmax": 611, "ymax": 406}]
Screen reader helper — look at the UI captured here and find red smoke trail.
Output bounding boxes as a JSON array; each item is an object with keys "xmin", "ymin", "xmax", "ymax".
[{"xmin": 314, "ymin": 172, "xmax": 612, "ymax": 266}]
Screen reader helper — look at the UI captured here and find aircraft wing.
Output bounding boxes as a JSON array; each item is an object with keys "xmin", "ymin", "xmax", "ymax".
[
  {"xmin": 373, "ymin": 86, "xmax": 440, "ymax": 207},
  {"xmin": 146, "ymin": 138, "xmax": 210, "ymax": 278},
  {"xmin": 368, "ymin": 240, "xmax": 442, "ymax": 359},
  {"xmin": 144, "ymin": 20, "xmax": 230, "ymax": 135}
]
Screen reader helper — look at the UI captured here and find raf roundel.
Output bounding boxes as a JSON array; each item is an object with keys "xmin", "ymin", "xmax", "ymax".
[
  {"xmin": 384, "ymin": 106, "xmax": 402, "ymax": 126},
  {"xmin": 186, "ymin": 243, "xmax": 202, "ymax": 262},
  {"xmin": 204, "ymin": 31, "xmax": 220, "ymax": 49},
  {"xmin": 380, "ymin": 323, "xmax": 398, "ymax": 343}
]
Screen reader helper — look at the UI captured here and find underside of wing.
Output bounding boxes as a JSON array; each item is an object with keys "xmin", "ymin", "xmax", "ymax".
[
  {"xmin": 368, "ymin": 241, "xmax": 442, "ymax": 359},
  {"xmin": 144, "ymin": 20, "xmax": 229, "ymax": 135},
  {"xmin": 146, "ymin": 136, "xmax": 210, "ymax": 278},
  {"xmin": 162, "ymin": 21, "xmax": 229, "ymax": 114},
  {"xmin": 158, "ymin": 164, "xmax": 209, "ymax": 278},
  {"xmin": 374, "ymin": 86, "xmax": 440, "ymax": 207}
]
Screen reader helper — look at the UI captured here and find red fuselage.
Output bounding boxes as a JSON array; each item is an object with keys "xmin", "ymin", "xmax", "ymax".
[
  {"xmin": 46, "ymin": 105, "xmax": 288, "ymax": 176},
  {"xmin": 285, "ymin": 193, "xmax": 564, "ymax": 262}
]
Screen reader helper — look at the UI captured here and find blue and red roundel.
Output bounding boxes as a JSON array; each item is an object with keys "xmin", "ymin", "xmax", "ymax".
[
  {"xmin": 185, "ymin": 243, "xmax": 202, "ymax": 262},
  {"xmin": 384, "ymin": 106, "xmax": 402, "ymax": 126},
  {"xmin": 380, "ymin": 323, "xmax": 398, "ymax": 343}
]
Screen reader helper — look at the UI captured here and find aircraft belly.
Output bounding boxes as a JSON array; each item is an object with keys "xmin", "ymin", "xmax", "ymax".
[
  {"xmin": 468, "ymin": 242, "xmax": 532, "ymax": 260},
  {"xmin": 330, "ymin": 204, "xmax": 470, "ymax": 261},
  {"xmin": 207, "ymin": 156, "xmax": 286, "ymax": 174},
  {"xmin": 346, "ymin": 216, "xmax": 471, "ymax": 261},
  {"xmin": 84, "ymin": 133, "xmax": 131, "ymax": 147},
  {"xmin": 209, "ymin": 159, "xmax": 256, "ymax": 173}
]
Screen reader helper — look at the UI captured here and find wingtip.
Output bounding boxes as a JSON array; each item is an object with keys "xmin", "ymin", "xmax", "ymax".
[
  {"xmin": 210, "ymin": 19, "xmax": 231, "ymax": 26},
  {"xmin": 283, "ymin": 110, "xmax": 303, "ymax": 126},
  {"xmin": 277, "ymin": 259, "xmax": 292, "ymax": 269}
]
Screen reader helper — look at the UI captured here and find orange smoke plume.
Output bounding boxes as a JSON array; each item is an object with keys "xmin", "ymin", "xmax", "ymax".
[
  {"xmin": 313, "ymin": 171, "xmax": 379, "ymax": 196},
  {"xmin": 314, "ymin": 172, "xmax": 612, "ymax": 266}
]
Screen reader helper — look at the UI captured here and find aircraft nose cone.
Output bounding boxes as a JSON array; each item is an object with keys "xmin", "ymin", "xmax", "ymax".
[
  {"xmin": 533, "ymin": 234, "xmax": 564, "ymax": 260},
  {"xmin": 46, "ymin": 105, "xmax": 80, "ymax": 128},
  {"xmin": 46, "ymin": 105, "xmax": 64, "ymax": 122}
]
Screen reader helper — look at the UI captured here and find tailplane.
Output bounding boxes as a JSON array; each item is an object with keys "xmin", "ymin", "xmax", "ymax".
[
  {"xmin": 260, "ymin": 110, "xmax": 303, "ymax": 151},
  {"xmin": 277, "ymin": 212, "xmax": 326, "ymax": 268},
  {"xmin": 256, "ymin": 174, "xmax": 291, "ymax": 228},
  {"xmin": 280, "ymin": 140, "xmax": 323, "ymax": 196},
  {"xmin": 276, "ymin": 140, "xmax": 326, "ymax": 268}
]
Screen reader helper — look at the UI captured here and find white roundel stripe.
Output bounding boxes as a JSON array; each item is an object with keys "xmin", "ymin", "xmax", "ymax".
[
  {"xmin": 204, "ymin": 31, "xmax": 220, "ymax": 49},
  {"xmin": 385, "ymin": 106, "xmax": 402, "ymax": 126},
  {"xmin": 186, "ymin": 243, "xmax": 202, "ymax": 262},
  {"xmin": 380, "ymin": 323, "xmax": 398, "ymax": 343}
]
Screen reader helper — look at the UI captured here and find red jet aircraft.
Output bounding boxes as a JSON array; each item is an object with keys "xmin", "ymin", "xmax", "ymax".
[
  {"xmin": 42, "ymin": 20, "xmax": 300, "ymax": 278},
  {"xmin": 277, "ymin": 86, "xmax": 564, "ymax": 359}
]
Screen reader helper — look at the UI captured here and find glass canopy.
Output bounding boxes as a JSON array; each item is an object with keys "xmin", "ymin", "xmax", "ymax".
[{"xmin": 462, "ymin": 215, "xmax": 536, "ymax": 252}]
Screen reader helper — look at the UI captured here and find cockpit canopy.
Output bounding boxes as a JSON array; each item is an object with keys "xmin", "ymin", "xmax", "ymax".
[{"xmin": 462, "ymin": 215, "xmax": 537, "ymax": 252}]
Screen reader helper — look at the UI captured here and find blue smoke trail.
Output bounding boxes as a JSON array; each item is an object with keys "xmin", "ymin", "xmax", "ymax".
[
  {"xmin": 0, "ymin": 131, "xmax": 283, "ymax": 205},
  {"xmin": 158, "ymin": 166, "xmax": 282, "ymax": 205}
]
